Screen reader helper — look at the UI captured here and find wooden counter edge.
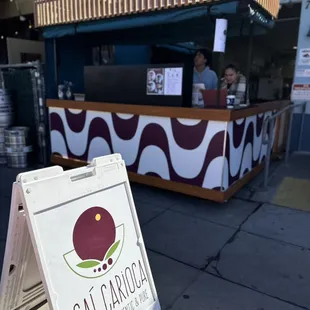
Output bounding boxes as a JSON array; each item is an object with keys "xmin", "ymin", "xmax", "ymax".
[{"xmin": 47, "ymin": 99, "xmax": 290, "ymax": 122}]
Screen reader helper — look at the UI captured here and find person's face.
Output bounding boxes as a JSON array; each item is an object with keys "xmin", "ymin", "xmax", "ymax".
[
  {"xmin": 194, "ymin": 52, "xmax": 207, "ymax": 67},
  {"xmin": 225, "ymin": 68, "xmax": 238, "ymax": 84}
]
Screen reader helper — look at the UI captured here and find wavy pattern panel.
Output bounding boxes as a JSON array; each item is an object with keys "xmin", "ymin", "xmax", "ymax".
[
  {"xmin": 223, "ymin": 111, "xmax": 276, "ymax": 189},
  {"xmin": 49, "ymin": 107, "xmax": 274, "ymax": 191},
  {"xmin": 49, "ymin": 107, "xmax": 227, "ymax": 189}
]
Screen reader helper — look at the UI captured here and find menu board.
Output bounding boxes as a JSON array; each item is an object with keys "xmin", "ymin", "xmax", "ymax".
[{"xmin": 147, "ymin": 67, "xmax": 183, "ymax": 96}]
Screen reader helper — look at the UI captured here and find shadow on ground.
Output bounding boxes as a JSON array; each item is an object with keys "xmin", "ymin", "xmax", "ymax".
[{"xmin": 0, "ymin": 154, "xmax": 309, "ymax": 310}]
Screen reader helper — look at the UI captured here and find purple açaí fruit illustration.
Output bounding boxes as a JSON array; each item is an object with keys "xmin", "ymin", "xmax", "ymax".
[{"xmin": 73, "ymin": 207, "xmax": 116, "ymax": 261}]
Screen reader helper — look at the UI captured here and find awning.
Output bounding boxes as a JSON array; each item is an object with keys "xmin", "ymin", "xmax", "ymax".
[
  {"xmin": 155, "ymin": 43, "xmax": 197, "ymax": 55},
  {"xmin": 77, "ymin": 2, "xmax": 238, "ymax": 34},
  {"xmin": 43, "ymin": 2, "xmax": 238, "ymax": 39},
  {"xmin": 43, "ymin": 0, "xmax": 274, "ymax": 40},
  {"xmin": 43, "ymin": 25, "xmax": 77, "ymax": 39}
]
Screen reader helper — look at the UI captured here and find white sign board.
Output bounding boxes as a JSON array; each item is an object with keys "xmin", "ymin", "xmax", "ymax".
[
  {"xmin": 296, "ymin": 68, "xmax": 310, "ymax": 77},
  {"xmin": 213, "ymin": 19, "xmax": 228, "ymax": 53},
  {"xmin": 0, "ymin": 154, "xmax": 160, "ymax": 310},
  {"xmin": 298, "ymin": 48, "xmax": 310, "ymax": 66},
  {"xmin": 291, "ymin": 84, "xmax": 310, "ymax": 101},
  {"xmin": 0, "ymin": 182, "xmax": 47, "ymax": 310}
]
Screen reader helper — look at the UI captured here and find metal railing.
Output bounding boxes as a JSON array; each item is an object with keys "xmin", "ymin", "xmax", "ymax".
[{"xmin": 262, "ymin": 101, "xmax": 307, "ymax": 189}]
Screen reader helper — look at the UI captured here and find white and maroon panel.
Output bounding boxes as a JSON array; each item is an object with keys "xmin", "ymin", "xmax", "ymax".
[{"xmin": 49, "ymin": 107, "xmax": 227, "ymax": 190}]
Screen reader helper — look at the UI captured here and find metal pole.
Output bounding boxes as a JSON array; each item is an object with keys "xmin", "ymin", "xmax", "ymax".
[
  {"xmin": 285, "ymin": 108, "xmax": 294, "ymax": 165},
  {"xmin": 244, "ymin": 22, "xmax": 254, "ymax": 105},
  {"xmin": 216, "ymin": 52, "xmax": 224, "ymax": 107},
  {"xmin": 53, "ymin": 38, "xmax": 59, "ymax": 87},
  {"xmin": 298, "ymin": 102, "xmax": 306, "ymax": 151},
  {"xmin": 263, "ymin": 119, "xmax": 275, "ymax": 189}
]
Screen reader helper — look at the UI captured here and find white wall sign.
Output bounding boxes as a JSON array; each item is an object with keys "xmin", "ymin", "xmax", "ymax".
[
  {"xmin": 298, "ymin": 48, "xmax": 310, "ymax": 66},
  {"xmin": 291, "ymin": 84, "xmax": 310, "ymax": 101},
  {"xmin": 164, "ymin": 68, "xmax": 183, "ymax": 96},
  {"xmin": 213, "ymin": 19, "xmax": 228, "ymax": 53},
  {"xmin": 296, "ymin": 68, "xmax": 310, "ymax": 77},
  {"xmin": 0, "ymin": 154, "xmax": 161, "ymax": 310}
]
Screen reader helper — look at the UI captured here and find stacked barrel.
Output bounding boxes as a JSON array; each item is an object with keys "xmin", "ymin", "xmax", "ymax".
[
  {"xmin": 0, "ymin": 89, "xmax": 13, "ymax": 165},
  {"xmin": 4, "ymin": 127, "xmax": 32, "ymax": 168},
  {"xmin": 0, "ymin": 89, "xmax": 32, "ymax": 168}
]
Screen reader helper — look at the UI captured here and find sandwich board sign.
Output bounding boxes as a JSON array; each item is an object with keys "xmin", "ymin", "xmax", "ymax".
[{"xmin": 0, "ymin": 154, "xmax": 161, "ymax": 310}]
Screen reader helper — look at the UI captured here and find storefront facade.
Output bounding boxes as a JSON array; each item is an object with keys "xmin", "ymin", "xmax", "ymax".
[
  {"xmin": 291, "ymin": 0, "xmax": 310, "ymax": 152},
  {"xmin": 38, "ymin": 0, "xmax": 286, "ymax": 202}
]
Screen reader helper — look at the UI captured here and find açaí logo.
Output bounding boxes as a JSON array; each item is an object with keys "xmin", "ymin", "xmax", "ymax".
[{"xmin": 64, "ymin": 206, "xmax": 124, "ymax": 278}]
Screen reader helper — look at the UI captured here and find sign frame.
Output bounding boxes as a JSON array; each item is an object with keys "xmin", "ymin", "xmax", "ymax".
[{"xmin": 0, "ymin": 154, "xmax": 160, "ymax": 310}]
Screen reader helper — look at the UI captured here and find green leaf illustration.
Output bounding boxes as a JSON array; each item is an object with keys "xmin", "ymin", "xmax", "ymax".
[
  {"xmin": 77, "ymin": 260, "xmax": 100, "ymax": 269},
  {"xmin": 105, "ymin": 240, "xmax": 120, "ymax": 260}
]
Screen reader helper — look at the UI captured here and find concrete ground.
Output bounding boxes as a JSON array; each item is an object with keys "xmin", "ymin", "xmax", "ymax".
[{"xmin": 1, "ymin": 154, "xmax": 310, "ymax": 310}]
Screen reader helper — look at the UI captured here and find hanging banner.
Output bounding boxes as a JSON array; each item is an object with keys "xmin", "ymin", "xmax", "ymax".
[
  {"xmin": 213, "ymin": 19, "xmax": 228, "ymax": 53},
  {"xmin": 0, "ymin": 154, "xmax": 161, "ymax": 310}
]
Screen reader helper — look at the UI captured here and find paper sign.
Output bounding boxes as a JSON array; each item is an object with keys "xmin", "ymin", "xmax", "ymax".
[
  {"xmin": 291, "ymin": 84, "xmax": 310, "ymax": 101},
  {"xmin": 298, "ymin": 48, "xmax": 310, "ymax": 66},
  {"xmin": 213, "ymin": 19, "xmax": 228, "ymax": 53},
  {"xmin": 0, "ymin": 154, "xmax": 160, "ymax": 310},
  {"xmin": 164, "ymin": 68, "xmax": 183, "ymax": 96},
  {"xmin": 296, "ymin": 68, "xmax": 310, "ymax": 77},
  {"xmin": 147, "ymin": 68, "xmax": 165, "ymax": 95},
  {"xmin": 147, "ymin": 67, "xmax": 183, "ymax": 96}
]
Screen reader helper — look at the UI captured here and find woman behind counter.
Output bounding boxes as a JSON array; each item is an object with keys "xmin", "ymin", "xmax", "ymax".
[{"xmin": 221, "ymin": 64, "xmax": 249, "ymax": 106}]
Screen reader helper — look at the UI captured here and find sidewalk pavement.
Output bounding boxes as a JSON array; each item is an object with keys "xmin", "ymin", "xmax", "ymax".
[{"xmin": 1, "ymin": 154, "xmax": 310, "ymax": 310}]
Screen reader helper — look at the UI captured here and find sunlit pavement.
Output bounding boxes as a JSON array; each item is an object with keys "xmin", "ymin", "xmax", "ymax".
[{"xmin": 1, "ymin": 154, "xmax": 309, "ymax": 310}]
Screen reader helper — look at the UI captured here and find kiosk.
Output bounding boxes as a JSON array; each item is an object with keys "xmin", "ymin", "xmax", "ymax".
[{"xmin": 36, "ymin": 0, "xmax": 285, "ymax": 202}]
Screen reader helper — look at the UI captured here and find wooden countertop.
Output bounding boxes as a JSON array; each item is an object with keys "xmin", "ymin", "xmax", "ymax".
[{"xmin": 47, "ymin": 99, "xmax": 290, "ymax": 122}]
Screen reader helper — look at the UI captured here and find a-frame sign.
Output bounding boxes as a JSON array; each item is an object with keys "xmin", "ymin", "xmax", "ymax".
[{"xmin": 0, "ymin": 154, "xmax": 161, "ymax": 310}]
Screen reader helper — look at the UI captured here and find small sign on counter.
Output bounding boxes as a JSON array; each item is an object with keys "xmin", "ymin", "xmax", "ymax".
[
  {"xmin": 147, "ymin": 67, "xmax": 183, "ymax": 96},
  {"xmin": 164, "ymin": 67, "xmax": 183, "ymax": 96},
  {"xmin": 291, "ymin": 84, "xmax": 310, "ymax": 101}
]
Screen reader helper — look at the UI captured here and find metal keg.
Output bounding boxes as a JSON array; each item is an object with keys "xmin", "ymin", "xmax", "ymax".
[
  {"xmin": 0, "ymin": 128, "xmax": 6, "ymax": 164},
  {"xmin": 0, "ymin": 89, "xmax": 13, "ymax": 128},
  {"xmin": 4, "ymin": 127, "xmax": 32, "ymax": 168}
]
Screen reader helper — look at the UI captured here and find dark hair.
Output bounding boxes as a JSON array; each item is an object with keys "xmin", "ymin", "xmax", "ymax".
[
  {"xmin": 194, "ymin": 49, "xmax": 212, "ymax": 66},
  {"xmin": 225, "ymin": 64, "xmax": 240, "ymax": 73}
]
